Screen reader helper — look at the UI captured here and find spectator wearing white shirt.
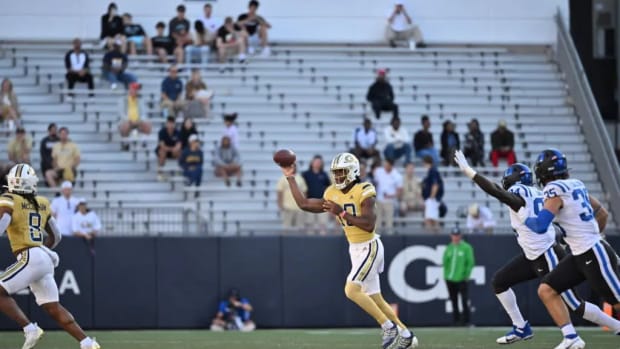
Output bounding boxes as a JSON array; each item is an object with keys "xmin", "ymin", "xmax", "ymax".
[
  {"xmin": 373, "ymin": 159, "xmax": 403, "ymax": 234},
  {"xmin": 72, "ymin": 200, "xmax": 102, "ymax": 240},
  {"xmin": 386, "ymin": 1, "xmax": 425, "ymax": 49},
  {"xmin": 201, "ymin": 3, "xmax": 222, "ymax": 46},
  {"xmin": 50, "ymin": 181, "xmax": 82, "ymax": 236},
  {"xmin": 223, "ymin": 113, "xmax": 239, "ymax": 148},
  {"xmin": 383, "ymin": 117, "xmax": 412, "ymax": 164},
  {"xmin": 466, "ymin": 203, "xmax": 496, "ymax": 235},
  {"xmin": 350, "ymin": 118, "xmax": 381, "ymax": 166}
]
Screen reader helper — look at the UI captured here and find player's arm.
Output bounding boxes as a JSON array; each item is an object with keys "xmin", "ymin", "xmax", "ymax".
[
  {"xmin": 323, "ymin": 197, "xmax": 376, "ymax": 233},
  {"xmin": 454, "ymin": 150, "xmax": 525, "ymax": 211},
  {"xmin": 589, "ymin": 194, "xmax": 608, "ymax": 232},
  {"xmin": 44, "ymin": 217, "xmax": 62, "ymax": 249},
  {"xmin": 0, "ymin": 206, "xmax": 13, "ymax": 235},
  {"xmin": 280, "ymin": 164, "xmax": 324, "ymax": 213},
  {"xmin": 525, "ymin": 196, "xmax": 563, "ymax": 234}
]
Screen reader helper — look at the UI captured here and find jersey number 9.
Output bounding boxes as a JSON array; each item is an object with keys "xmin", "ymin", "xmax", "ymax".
[
  {"xmin": 29, "ymin": 212, "xmax": 43, "ymax": 242},
  {"xmin": 337, "ymin": 203, "xmax": 356, "ymax": 226}
]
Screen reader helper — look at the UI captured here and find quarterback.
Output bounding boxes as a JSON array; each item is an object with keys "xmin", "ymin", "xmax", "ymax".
[
  {"xmin": 0, "ymin": 164, "xmax": 100, "ymax": 349},
  {"xmin": 279, "ymin": 152, "xmax": 417, "ymax": 349}
]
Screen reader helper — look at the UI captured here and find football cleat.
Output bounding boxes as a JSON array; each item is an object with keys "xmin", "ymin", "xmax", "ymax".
[
  {"xmin": 381, "ymin": 324, "xmax": 398, "ymax": 349},
  {"xmin": 392, "ymin": 333, "xmax": 419, "ymax": 349},
  {"xmin": 80, "ymin": 338, "xmax": 101, "ymax": 349},
  {"xmin": 22, "ymin": 324, "xmax": 44, "ymax": 349},
  {"xmin": 553, "ymin": 336, "xmax": 586, "ymax": 349},
  {"xmin": 496, "ymin": 321, "xmax": 533, "ymax": 344}
]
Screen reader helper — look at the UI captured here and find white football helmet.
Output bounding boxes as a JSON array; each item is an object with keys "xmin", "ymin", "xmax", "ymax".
[
  {"xmin": 6, "ymin": 164, "xmax": 38, "ymax": 194},
  {"xmin": 330, "ymin": 152, "xmax": 360, "ymax": 190}
]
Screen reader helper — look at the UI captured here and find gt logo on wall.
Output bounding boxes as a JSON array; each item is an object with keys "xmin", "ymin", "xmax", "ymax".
[{"xmin": 388, "ymin": 245, "xmax": 485, "ymax": 307}]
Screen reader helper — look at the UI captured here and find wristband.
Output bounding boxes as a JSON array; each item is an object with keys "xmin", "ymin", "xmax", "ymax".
[{"xmin": 339, "ymin": 211, "xmax": 347, "ymax": 219}]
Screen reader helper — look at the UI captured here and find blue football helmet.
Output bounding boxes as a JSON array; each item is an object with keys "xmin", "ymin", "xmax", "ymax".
[
  {"xmin": 533, "ymin": 148, "xmax": 568, "ymax": 186},
  {"xmin": 501, "ymin": 163, "xmax": 533, "ymax": 190}
]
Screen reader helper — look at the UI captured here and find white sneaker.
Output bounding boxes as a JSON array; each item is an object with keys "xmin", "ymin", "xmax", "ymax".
[
  {"xmin": 22, "ymin": 324, "xmax": 44, "ymax": 349},
  {"xmin": 248, "ymin": 46, "xmax": 256, "ymax": 55},
  {"xmin": 260, "ymin": 46, "xmax": 271, "ymax": 57},
  {"xmin": 408, "ymin": 40, "xmax": 417, "ymax": 50},
  {"xmin": 110, "ymin": 83, "xmax": 118, "ymax": 90},
  {"xmin": 80, "ymin": 338, "xmax": 101, "ymax": 349},
  {"xmin": 554, "ymin": 336, "xmax": 586, "ymax": 349}
]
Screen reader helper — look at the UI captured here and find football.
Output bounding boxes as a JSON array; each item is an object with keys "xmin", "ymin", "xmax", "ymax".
[{"xmin": 273, "ymin": 149, "xmax": 296, "ymax": 167}]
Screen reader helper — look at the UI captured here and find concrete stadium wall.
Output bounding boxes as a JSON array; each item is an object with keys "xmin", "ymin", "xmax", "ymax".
[
  {"xmin": 0, "ymin": 235, "xmax": 615, "ymax": 330},
  {"xmin": 0, "ymin": 0, "xmax": 568, "ymax": 44}
]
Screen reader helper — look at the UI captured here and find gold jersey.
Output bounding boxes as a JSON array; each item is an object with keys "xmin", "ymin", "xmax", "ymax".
[
  {"xmin": 324, "ymin": 182, "xmax": 377, "ymax": 244},
  {"xmin": 0, "ymin": 193, "xmax": 51, "ymax": 253}
]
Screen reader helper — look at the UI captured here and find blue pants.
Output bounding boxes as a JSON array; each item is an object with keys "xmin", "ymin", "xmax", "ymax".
[
  {"xmin": 103, "ymin": 71, "xmax": 137, "ymax": 88},
  {"xmin": 184, "ymin": 167, "xmax": 203, "ymax": 186},
  {"xmin": 416, "ymin": 148, "xmax": 440, "ymax": 165},
  {"xmin": 185, "ymin": 45, "xmax": 210, "ymax": 64},
  {"xmin": 384, "ymin": 143, "xmax": 412, "ymax": 164}
]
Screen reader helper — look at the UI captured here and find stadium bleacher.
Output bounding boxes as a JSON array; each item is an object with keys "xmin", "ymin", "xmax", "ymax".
[{"xmin": 0, "ymin": 42, "xmax": 612, "ymax": 235}]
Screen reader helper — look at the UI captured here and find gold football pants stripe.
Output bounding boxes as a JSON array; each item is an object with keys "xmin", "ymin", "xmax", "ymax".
[{"xmin": 0, "ymin": 250, "xmax": 29, "ymax": 282}]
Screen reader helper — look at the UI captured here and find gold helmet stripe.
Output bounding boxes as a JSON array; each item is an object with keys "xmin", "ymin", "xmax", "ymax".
[{"xmin": 14, "ymin": 164, "xmax": 23, "ymax": 179}]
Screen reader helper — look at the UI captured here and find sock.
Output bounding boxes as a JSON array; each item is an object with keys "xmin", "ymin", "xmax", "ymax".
[
  {"xmin": 345, "ymin": 283, "xmax": 389, "ymax": 325},
  {"xmin": 401, "ymin": 329, "xmax": 412, "ymax": 338},
  {"xmin": 23, "ymin": 323, "xmax": 36, "ymax": 332},
  {"xmin": 496, "ymin": 289, "xmax": 527, "ymax": 328},
  {"xmin": 370, "ymin": 293, "xmax": 408, "ymax": 330},
  {"xmin": 80, "ymin": 337, "xmax": 93, "ymax": 346},
  {"xmin": 560, "ymin": 324, "xmax": 577, "ymax": 339},
  {"xmin": 583, "ymin": 302, "xmax": 620, "ymax": 332},
  {"xmin": 381, "ymin": 320, "xmax": 394, "ymax": 330}
]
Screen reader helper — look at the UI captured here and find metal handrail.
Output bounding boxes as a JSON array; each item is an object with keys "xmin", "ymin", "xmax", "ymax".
[{"xmin": 554, "ymin": 11, "xmax": 620, "ymax": 227}]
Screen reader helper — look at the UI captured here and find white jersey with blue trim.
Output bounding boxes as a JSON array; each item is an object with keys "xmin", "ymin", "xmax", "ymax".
[
  {"xmin": 543, "ymin": 179, "xmax": 601, "ymax": 255},
  {"xmin": 508, "ymin": 184, "xmax": 555, "ymax": 260}
]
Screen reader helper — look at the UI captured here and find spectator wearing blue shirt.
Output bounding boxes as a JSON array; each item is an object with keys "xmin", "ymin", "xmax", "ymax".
[
  {"xmin": 156, "ymin": 116, "xmax": 182, "ymax": 180},
  {"xmin": 102, "ymin": 41, "xmax": 137, "ymax": 90},
  {"xmin": 440, "ymin": 120, "xmax": 460, "ymax": 166},
  {"xmin": 179, "ymin": 134, "xmax": 203, "ymax": 189},
  {"xmin": 211, "ymin": 289, "xmax": 255, "ymax": 332},
  {"xmin": 160, "ymin": 65, "xmax": 185, "ymax": 117},
  {"xmin": 421, "ymin": 155, "xmax": 444, "ymax": 233},
  {"xmin": 301, "ymin": 155, "xmax": 331, "ymax": 235}
]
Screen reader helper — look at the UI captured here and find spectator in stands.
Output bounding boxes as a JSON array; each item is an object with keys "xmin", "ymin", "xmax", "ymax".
[
  {"xmin": 169, "ymin": 4, "xmax": 193, "ymax": 59},
  {"xmin": 7, "ymin": 127, "xmax": 32, "ymax": 165},
  {"xmin": 118, "ymin": 82, "xmax": 152, "ymax": 150},
  {"xmin": 421, "ymin": 155, "xmax": 443, "ymax": 233},
  {"xmin": 51, "ymin": 181, "xmax": 81, "ymax": 236},
  {"xmin": 211, "ymin": 288, "xmax": 256, "ymax": 332},
  {"xmin": 383, "ymin": 117, "xmax": 412, "ymax": 164},
  {"xmin": 217, "ymin": 17, "xmax": 247, "ymax": 63},
  {"xmin": 350, "ymin": 118, "xmax": 381, "ymax": 166},
  {"xmin": 40, "ymin": 123, "xmax": 59, "ymax": 186},
  {"xmin": 373, "ymin": 159, "xmax": 403, "ymax": 235},
  {"xmin": 440, "ymin": 120, "xmax": 460, "ymax": 166},
  {"xmin": 152, "ymin": 22, "xmax": 182, "ymax": 63},
  {"xmin": 386, "ymin": 1, "xmax": 425, "ymax": 49},
  {"xmin": 100, "ymin": 2, "xmax": 124, "ymax": 51},
  {"xmin": 490, "ymin": 120, "xmax": 516, "ymax": 167},
  {"xmin": 222, "ymin": 113, "xmax": 239, "ymax": 148},
  {"xmin": 122, "ymin": 13, "xmax": 152, "ymax": 56},
  {"xmin": 179, "ymin": 117, "xmax": 198, "ymax": 150},
  {"xmin": 72, "ymin": 199, "xmax": 101, "ymax": 240},
  {"xmin": 213, "ymin": 136, "xmax": 242, "ymax": 187},
  {"xmin": 463, "ymin": 118, "xmax": 485, "ymax": 167},
  {"xmin": 443, "ymin": 227, "xmax": 474, "ymax": 326},
  {"xmin": 413, "ymin": 115, "xmax": 439, "ymax": 164},
  {"xmin": 276, "ymin": 165, "xmax": 307, "ymax": 233},
  {"xmin": 156, "ymin": 116, "xmax": 182, "ymax": 180},
  {"xmin": 184, "ymin": 69, "xmax": 212, "ymax": 119},
  {"xmin": 366, "ymin": 69, "xmax": 398, "ymax": 120},
  {"xmin": 358, "ymin": 161, "xmax": 370, "ymax": 183},
  {"xmin": 185, "ymin": 21, "xmax": 211, "ymax": 64},
  {"xmin": 466, "ymin": 203, "xmax": 496, "ymax": 235},
  {"xmin": 399, "ymin": 162, "xmax": 424, "ymax": 217},
  {"xmin": 160, "ymin": 65, "xmax": 185, "ymax": 118},
  {"xmin": 237, "ymin": 0, "xmax": 272, "ymax": 57},
  {"xmin": 64, "ymin": 39, "xmax": 94, "ymax": 100},
  {"xmin": 179, "ymin": 134, "xmax": 204, "ymax": 189},
  {"xmin": 0, "ymin": 78, "xmax": 20, "ymax": 130},
  {"xmin": 301, "ymin": 155, "xmax": 331, "ymax": 235},
  {"xmin": 46, "ymin": 127, "xmax": 80, "ymax": 187},
  {"xmin": 102, "ymin": 41, "xmax": 137, "ymax": 90},
  {"xmin": 201, "ymin": 3, "xmax": 222, "ymax": 47}
]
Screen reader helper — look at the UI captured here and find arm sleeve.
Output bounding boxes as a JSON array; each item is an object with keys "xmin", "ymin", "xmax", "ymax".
[
  {"xmin": 508, "ymin": 131, "xmax": 515, "ymax": 147},
  {"xmin": 46, "ymin": 217, "xmax": 62, "ymax": 249},
  {"xmin": 212, "ymin": 150, "xmax": 224, "ymax": 166},
  {"xmin": 232, "ymin": 148, "xmax": 240, "ymax": 164},
  {"xmin": 388, "ymin": 84, "xmax": 394, "ymax": 101},
  {"xmin": 465, "ymin": 244, "xmax": 475, "ymax": 278},
  {"xmin": 93, "ymin": 213, "xmax": 102, "ymax": 231},
  {"xmin": 366, "ymin": 84, "xmax": 375, "ymax": 101},
  {"xmin": 84, "ymin": 52, "xmax": 90, "ymax": 69},
  {"xmin": 0, "ymin": 212, "xmax": 12, "ymax": 234},
  {"xmin": 472, "ymin": 174, "xmax": 525, "ymax": 212}
]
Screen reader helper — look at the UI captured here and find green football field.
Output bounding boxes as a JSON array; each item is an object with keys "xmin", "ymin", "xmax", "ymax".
[{"xmin": 0, "ymin": 327, "xmax": 617, "ymax": 349}]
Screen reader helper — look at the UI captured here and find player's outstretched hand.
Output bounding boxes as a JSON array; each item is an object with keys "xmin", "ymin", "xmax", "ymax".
[
  {"xmin": 322, "ymin": 200, "xmax": 343, "ymax": 216},
  {"xmin": 454, "ymin": 150, "xmax": 476, "ymax": 179},
  {"xmin": 280, "ymin": 163, "xmax": 296, "ymax": 177}
]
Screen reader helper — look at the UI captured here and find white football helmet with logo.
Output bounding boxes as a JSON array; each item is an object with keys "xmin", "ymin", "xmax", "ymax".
[
  {"xmin": 330, "ymin": 152, "xmax": 360, "ymax": 190},
  {"xmin": 6, "ymin": 163, "xmax": 38, "ymax": 194}
]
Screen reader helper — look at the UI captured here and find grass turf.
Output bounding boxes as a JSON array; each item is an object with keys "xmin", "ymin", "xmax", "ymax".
[{"xmin": 0, "ymin": 328, "xmax": 616, "ymax": 349}]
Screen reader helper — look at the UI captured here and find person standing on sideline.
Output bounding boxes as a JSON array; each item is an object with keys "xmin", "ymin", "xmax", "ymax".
[
  {"xmin": 443, "ymin": 227, "xmax": 475, "ymax": 326},
  {"xmin": 50, "ymin": 181, "xmax": 82, "ymax": 236}
]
